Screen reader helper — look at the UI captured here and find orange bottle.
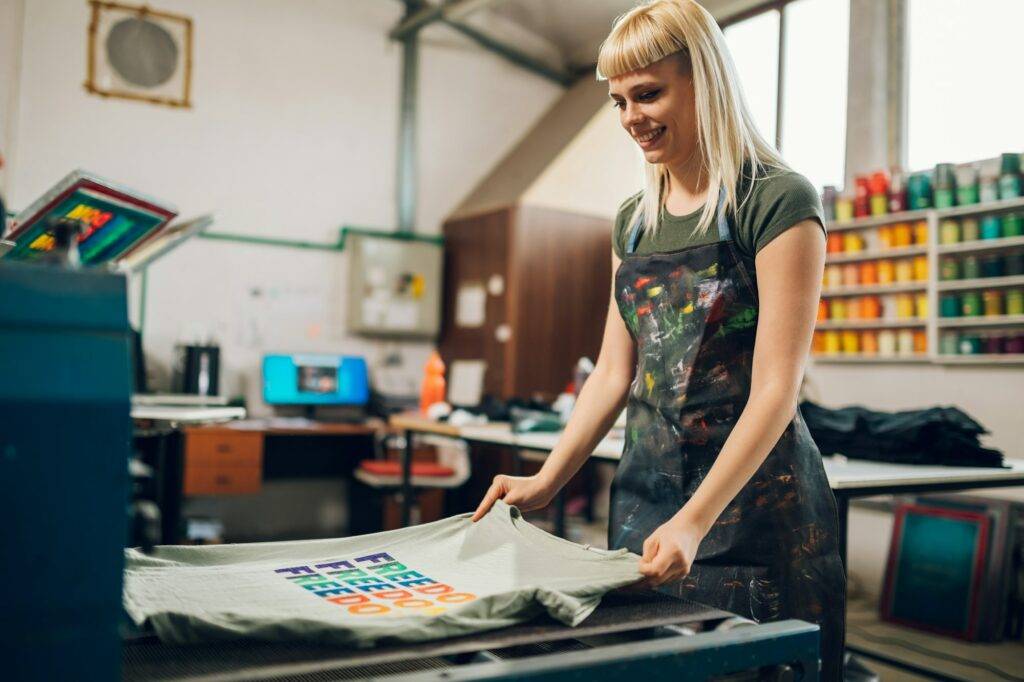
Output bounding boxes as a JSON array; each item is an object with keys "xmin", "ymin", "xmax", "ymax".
[
  {"xmin": 419, "ymin": 351, "xmax": 447, "ymax": 412},
  {"xmin": 817, "ymin": 299, "xmax": 829, "ymax": 322}
]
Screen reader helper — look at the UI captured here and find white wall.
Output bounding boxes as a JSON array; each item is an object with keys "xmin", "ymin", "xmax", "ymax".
[
  {"xmin": 522, "ymin": 104, "xmax": 642, "ymax": 219},
  {"xmin": 5, "ymin": 0, "xmax": 563, "ymax": 409},
  {"xmin": 0, "ymin": 0, "xmax": 25, "ymax": 195}
]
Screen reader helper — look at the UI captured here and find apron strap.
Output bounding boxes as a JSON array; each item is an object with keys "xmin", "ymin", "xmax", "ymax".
[{"xmin": 624, "ymin": 185, "xmax": 732, "ymax": 256}]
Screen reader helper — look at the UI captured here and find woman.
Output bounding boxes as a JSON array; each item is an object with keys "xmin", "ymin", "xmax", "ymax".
[{"xmin": 472, "ymin": 0, "xmax": 846, "ymax": 678}]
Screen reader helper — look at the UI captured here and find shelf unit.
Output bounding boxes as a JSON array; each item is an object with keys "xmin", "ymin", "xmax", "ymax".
[
  {"xmin": 936, "ymin": 314, "xmax": 1024, "ymax": 329},
  {"xmin": 816, "ymin": 196, "xmax": 1024, "ymax": 365},
  {"xmin": 821, "ymin": 282, "xmax": 926, "ymax": 297},
  {"xmin": 816, "ymin": 319, "xmax": 926, "ymax": 330}
]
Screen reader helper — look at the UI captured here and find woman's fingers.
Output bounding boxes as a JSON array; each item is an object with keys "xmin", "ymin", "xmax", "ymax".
[{"xmin": 471, "ymin": 477, "xmax": 507, "ymax": 522}]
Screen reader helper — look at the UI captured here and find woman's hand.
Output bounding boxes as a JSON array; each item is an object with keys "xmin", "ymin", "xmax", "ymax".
[
  {"xmin": 638, "ymin": 515, "xmax": 707, "ymax": 586},
  {"xmin": 471, "ymin": 473, "xmax": 558, "ymax": 522}
]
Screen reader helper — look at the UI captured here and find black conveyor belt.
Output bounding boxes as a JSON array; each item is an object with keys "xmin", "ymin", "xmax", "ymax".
[{"xmin": 123, "ymin": 592, "xmax": 730, "ymax": 681}]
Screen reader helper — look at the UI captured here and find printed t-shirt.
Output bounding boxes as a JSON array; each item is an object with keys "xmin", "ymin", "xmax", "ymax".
[
  {"xmin": 123, "ymin": 501, "xmax": 641, "ymax": 647},
  {"xmin": 612, "ymin": 168, "xmax": 825, "ymax": 266}
]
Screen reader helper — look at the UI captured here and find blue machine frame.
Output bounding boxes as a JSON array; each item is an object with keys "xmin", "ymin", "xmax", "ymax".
[{"xmin": 0, "ymin": 261, "xmax": 131, "ymax": 682}]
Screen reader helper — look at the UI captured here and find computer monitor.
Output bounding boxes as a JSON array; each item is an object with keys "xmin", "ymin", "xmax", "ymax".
[{"xmin": 262, "ymin": 354, "xmax": 370, "ymax": 407}]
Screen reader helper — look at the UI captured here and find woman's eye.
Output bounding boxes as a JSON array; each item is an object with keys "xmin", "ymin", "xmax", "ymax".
[
  {"xmin": 638, "ymin": 89, "xmax": 660, "ymax": 101},
  {"xmin": 611, "ymin": 100, "xmax": 625, "ymax": 109}
]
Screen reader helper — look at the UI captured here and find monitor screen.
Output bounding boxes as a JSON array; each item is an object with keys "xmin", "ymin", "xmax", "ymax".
[{"xmin": 262, "ymin": 354, "xmax": 370, "ymax": 406}]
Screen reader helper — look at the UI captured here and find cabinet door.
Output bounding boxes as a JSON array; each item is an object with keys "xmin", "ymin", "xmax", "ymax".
[{"xmin": 439, "ymin": 208, "xmax": 512, "ymax": 398}]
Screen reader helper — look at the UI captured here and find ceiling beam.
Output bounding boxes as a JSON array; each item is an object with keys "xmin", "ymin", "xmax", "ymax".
[
  {"xmin": 389, "ymin": 0, "xmax": 500, "ymax": 40},
  {"xmin": 440, "ymin": 18, "xmax": 575, "ymax": 87}
]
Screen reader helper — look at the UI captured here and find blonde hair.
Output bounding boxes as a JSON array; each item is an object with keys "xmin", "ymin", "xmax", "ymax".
[{"xmin": 596, "ymin": 0, "xmax": 786, "ymax": 235}]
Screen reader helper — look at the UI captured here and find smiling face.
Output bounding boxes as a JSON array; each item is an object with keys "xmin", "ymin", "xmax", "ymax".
[{"xmin": 608, "ymin": 53, "xmax": 698, "ymax": 169}]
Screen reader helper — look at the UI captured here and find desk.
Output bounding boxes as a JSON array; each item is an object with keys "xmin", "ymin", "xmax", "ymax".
[
  {"xmin": 135, "ymin": 415, "xmax": 379, "ymax": 543},
  {"xmin": 389, "ymin": 413, "xmax": 1024, "ymax": 561}
]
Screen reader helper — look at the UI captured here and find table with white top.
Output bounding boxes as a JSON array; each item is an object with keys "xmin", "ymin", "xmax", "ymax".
[{"xmin": 390, "ymin": 414, "xmax": 1024, "ymax": 564}]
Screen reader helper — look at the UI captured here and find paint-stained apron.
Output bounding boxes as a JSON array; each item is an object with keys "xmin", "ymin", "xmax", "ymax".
[{"xmin": 609, "ymin": 191, "xmax": 847, "ymax": 681}]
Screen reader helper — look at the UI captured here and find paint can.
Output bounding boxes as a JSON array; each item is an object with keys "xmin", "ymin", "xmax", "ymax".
[
  {"xmin": 1004, "ymin": 252, "xmax": 1024, "ymax": 276},
  {"xmin": 962, "ymin": 255, "xmax": 981, "ymax": 279},
  {"xmin": 1003, "ymin": 213, "xmax": 1023, "ymax": 237},
  {"xmin": 824, "ymin": 330, "xmax": 841, "ymax": 354},
  {"xmin": 940, "ymin": 332, "xmax": 959, "ymax": 355},
  {"xmin": 842, "ymin": 263, "xmax": 860, "ymax": 286},
  {"xmin": 889, "ymin": 171, "xmax": 908, "ymax": 213},
  {"xmin": 939, "ymin": 219, "xmax": 961, "ymax": 244},
  {"xmin": 897, "ymin": 329, "xmax": 915, "ymax": 356},
  {"xmin": 878, "ymin": 330, "xmax": 896, "ymax": 356},
  {"xmin": 914, "ymin": 330, "xmax": 927, "ymax": 354},
  {"xmin": 817, "ymin": 299, "xmax": 829, "ymax": 322},
  {"xmin": 940, "ymin": 257, "xmax": 961, "ymax": 281},
  {"xmin": 877, "ymin": 260, "xmax": 895, "ymax": 284},
  {"xmin": 983, "ymin": 290, "xmax": 1004, "ymax": 316},
  {"xmin": 940, "ymin": 294, "xmax": 961, "ymax": 317},
  {"xmin": 1006, "ymin": 289, "xmax": 1024, "ymax": 316},
  {"xmin": 956, "ymin": 165, "xmax": 979, "ymax": 206},
  {"xmin": 859, "ymin": 261, "xmax": 878, "ymax": 284},
  {"xmin": 896, "ymin": 294, "xmax": 915, "ymax": 319},
  {"xmin": 980, "ymin": 175, "xmax": 1000, "ymax": 203},
  {"xmin": 961, "ymin": 291, "xmax": 982, "ymax": 316},
  {"xmin": 934, "ymin": 163, "xmax": 957, "ymax": 208},
  {"xmin": 869, "ymin": 172, "xmax": 889, "ymax": 216},
  {"xmin": 877, "ymin": 226, "xmax": 894, "ymax": 249},
  {"xmin": 846, "ymin": 297, "xmax": 862, "ymax": 320},
  {"xmin": 861, "ymin": 330, "xmax": 879, "ymax": 355},
  {"xmin": 854, "ymin": 176, "xmax": 871, "ymax": 218},
  {"xmin": 825, "ymin": 265, "xmax": 843, "ymax": 288},
  {"xmin": 984, "ymin": 335, "xmax": 1004, "ymax": 355},
  {"xmin": 913, "ymin": 220, "xmax": 929, "ymax": 245},
  {"xmin": 862, "ymin": 295, "xmax": 882, "ymax": 318},
  {"xmin": 835, "ymin": 197, "xmax": 854, "ymax": 223},
  {"xmin": 958, "ymin": 335, "xmax": 982, "ymax": 355},
  {"xmin": 893, "ymin": 223, "xmax": 914, "ymax": 247},
  {"xmin": 913, "ymin": 256, "xmax": 929, "ymax": 281},
  {"xmin": 980, "ymin": 215, "xmax": 1002, "ymax": 240},
  {"xmin": 842, "ymin": 330, "xmax": 860, "ymax": 354},
  {"xmin": 915, "ymin": 293, "xmax": 928, "ymax": 318},
  {"xmin": 894, "ymin": 259, "xmax": 915, "ymax": 283},
  {"xmin": 1005, "ymin": 334, "xmax": 1024, "ymax": 354},
  {"xmin": 827, "ymin": 232, "xmax": 844, "ymax": 253},
  {"xmin": 979, "ymin": 255, "xmax": 1004, "ymax": 278},
  {"xmin": 830, "ymin": 298, "xmax": 848, "ymax": 320},
  {"xmin": 907, "ymin": 173, "xmax": 933, "ymax": 209},
  {"xmin": 961, "ymin": 217, "xmax": 980, "ymax": 242},
  {"xmin": 998, "ymin": 152, "xmax": 1022, "ymax": 199},
  {"xmin": 843, "ymin": 232, "xmax": 865, "ymax": 252}
]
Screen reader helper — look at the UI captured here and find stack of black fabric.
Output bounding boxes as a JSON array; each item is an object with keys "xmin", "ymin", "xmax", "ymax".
[{"xmin": 800, "ymin": 401, "xmax": 1005, "ymax": 468}]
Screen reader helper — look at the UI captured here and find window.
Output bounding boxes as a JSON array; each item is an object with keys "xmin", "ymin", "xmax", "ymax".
[
  {"xmin": 780, "ymin": 0, "xmax": 849, "ymax": 190},
  {"xmin": 724, "ymin": 11, "xmax": 780, "ymax": 146},
  {"xmin": 907, "ymin": 0, "xmax": 1024, "ymax": 171}
]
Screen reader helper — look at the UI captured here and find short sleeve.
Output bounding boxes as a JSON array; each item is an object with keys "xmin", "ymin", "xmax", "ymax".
[
  {"xmin": 612, "ymin": 192, "xmax": 643, "ymax": 259},
  {"xmin": 734, "ymin": 171, "xmax": 825, "ymax": 260}
]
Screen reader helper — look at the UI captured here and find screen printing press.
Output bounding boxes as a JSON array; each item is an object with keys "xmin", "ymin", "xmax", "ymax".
[{"xmin": 123, "ymin": 592, "xmax": 820, "ymax": 681}]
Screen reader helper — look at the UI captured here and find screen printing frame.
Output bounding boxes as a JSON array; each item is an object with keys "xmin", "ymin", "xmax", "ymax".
[{"xmin": 4, "ymin": 169, "xmax": 177, "ymax": 266}]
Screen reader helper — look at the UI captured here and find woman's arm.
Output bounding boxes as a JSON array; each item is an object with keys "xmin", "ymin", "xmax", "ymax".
[
  {"xmin": 639, "ymin": 220, "xmax": 825, "ymax": 584},
  {"xmin": 472, "ymin": 252, "xmax": 636, "ymax": 521}
]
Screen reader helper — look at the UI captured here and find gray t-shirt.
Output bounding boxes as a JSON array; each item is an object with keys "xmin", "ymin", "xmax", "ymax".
[{"xmin": 123, "ymin": 501, "xmax": 641, "ymax": 647}]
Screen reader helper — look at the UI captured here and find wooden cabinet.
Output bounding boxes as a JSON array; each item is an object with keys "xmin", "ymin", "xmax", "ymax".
[
  {"xmin": 183, "ymin": 430, "xmax": 263, "ymax": 495},
  {"xmin": 440, "ymin": 204, "xmax": 612, "ymax": 400}
]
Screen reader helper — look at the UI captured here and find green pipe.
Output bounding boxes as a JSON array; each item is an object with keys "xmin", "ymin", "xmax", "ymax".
[
  {"xmin": 397, "ymin": 16, "xmax": 419, "ymax": 233},
  {"xmin": 198, "ymin": 231, "xmax": 342, "ymax": 251}
]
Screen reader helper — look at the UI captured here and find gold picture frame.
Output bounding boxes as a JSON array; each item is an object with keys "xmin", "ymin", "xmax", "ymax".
[{"xmin": 85, "ymin": 0, "xmax": 193, "ymax": 108}]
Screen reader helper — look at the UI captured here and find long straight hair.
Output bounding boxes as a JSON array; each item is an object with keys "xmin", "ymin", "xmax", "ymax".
[{"xmin": 596, "ymin": 0, "xmax": 786, "ymax": 235}]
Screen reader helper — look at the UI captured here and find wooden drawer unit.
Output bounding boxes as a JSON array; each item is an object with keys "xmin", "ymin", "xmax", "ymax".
[
  {"xmin": 183, "ymin": 430, "xmax": 263, "ymax": 496},
  {"xmin": 184, "ymin": 464, "xmax": 262, "ymax": 496}
]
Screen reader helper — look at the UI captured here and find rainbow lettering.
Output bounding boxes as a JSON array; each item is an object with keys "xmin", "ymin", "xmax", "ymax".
[{"xmin": 274, "ymin": 552, "xmax": 477, "ymax": 617}]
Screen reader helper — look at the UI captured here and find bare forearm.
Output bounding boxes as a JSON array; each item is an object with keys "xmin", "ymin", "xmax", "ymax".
[
  {"xmin": 537, "ymin": 367, "xmax": 631, "ymax": 490},
  {"xmin": 675, "ymin": 382, "xmax": 799, "ymax": 534}
]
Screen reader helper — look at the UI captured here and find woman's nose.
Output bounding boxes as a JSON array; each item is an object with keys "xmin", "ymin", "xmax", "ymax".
[{"xmin": 623, "ymin": 102, "xmax": 644, "ymax": 126}]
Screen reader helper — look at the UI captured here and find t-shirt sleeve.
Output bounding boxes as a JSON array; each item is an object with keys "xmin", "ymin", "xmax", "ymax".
[
  {"xmin": 735, "ymin": 171, "xmax": 825, "ymax": 259},
  {"xmin": 612, "ymin": 192, "xmax": 643, "ymax": 260}
]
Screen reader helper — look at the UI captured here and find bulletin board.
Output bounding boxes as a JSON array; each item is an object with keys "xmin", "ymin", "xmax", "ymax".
[{"xmin": 345, "ymin": 231, "xmax": 443, "ymax": 339}]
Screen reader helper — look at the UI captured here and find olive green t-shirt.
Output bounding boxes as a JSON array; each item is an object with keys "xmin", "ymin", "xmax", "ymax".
[{"xmin": 612, "ymin": 169, "xmax": 825, "ymax": 265}]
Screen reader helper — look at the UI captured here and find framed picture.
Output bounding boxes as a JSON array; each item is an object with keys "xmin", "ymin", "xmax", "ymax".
[{"xmin": 85, "ymin": 0, "xmax": 193, "ymax": 108}]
